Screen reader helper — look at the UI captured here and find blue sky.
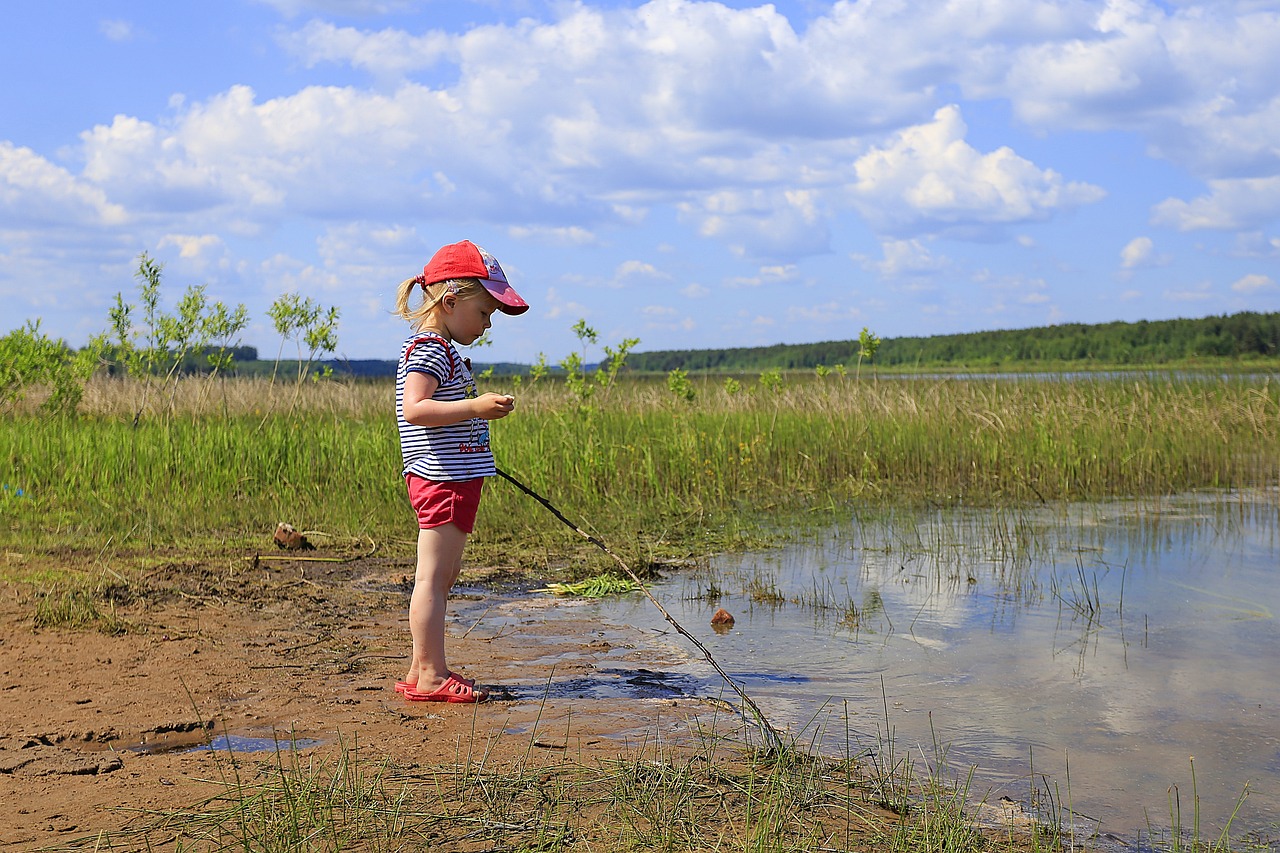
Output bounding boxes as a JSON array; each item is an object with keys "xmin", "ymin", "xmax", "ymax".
[{"xmin": 3, "ymin": 0, "xmax": 1278, "ymax": 363}]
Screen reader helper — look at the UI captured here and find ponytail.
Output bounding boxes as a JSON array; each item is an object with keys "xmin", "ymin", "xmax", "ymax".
[{"xmin": 394, "ymin": 276, "xmax": 488, "ymax": 331}]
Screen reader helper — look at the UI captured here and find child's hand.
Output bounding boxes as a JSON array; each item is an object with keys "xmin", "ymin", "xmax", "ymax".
[{"xmin": 475, "ymin": 393, "xmax": 516, "ymax": 420}]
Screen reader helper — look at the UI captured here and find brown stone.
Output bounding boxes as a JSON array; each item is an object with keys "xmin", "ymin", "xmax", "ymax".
[{"xmin": 710, "ymin": 608, "xmax": 735, "ymax": 626}]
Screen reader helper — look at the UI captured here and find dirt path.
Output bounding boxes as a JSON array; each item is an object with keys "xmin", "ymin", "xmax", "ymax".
[{"xmin": 0, "ymin": 551, "xmax": 728, "ymax": 850}]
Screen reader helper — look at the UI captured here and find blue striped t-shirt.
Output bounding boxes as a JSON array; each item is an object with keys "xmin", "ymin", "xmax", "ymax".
[{"xmin": 396, "ymin": 333, "xmax": 495, "ymax": 481}]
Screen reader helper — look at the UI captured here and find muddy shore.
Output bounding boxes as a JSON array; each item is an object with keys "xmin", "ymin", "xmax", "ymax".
[{"xmin": 0, "ymin": 548, "xmax": 733, "ymax": 850}]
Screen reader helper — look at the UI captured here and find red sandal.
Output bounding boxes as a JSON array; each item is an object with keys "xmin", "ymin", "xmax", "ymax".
[
  {"xmin": 394, "ymin": 671, "xmax": 474, "ymax": 694},
  {"xmin": 404, "ymin": 672, "xmax": 488, "ymax": 703}
]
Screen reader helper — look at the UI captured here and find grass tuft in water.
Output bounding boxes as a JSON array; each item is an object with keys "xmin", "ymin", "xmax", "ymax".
[{"xmin": 1147, "ymin": 757, "xmax": 1252, "ymax": 853}]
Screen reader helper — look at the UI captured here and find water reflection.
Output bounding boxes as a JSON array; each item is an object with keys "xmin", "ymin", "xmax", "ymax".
[{"xmin": 592, "ymin": 491, "xmax": 1280, "ymax": 845}]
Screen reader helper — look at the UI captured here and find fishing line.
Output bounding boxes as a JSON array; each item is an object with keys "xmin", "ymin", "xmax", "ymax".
[{"xmin": 495, "ymin": 465, "xmax": 786, "ymax": 752}]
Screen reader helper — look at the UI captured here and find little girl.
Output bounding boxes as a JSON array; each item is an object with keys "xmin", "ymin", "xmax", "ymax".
[{"xmin": 392, "ymin": 240, "xmax": 528, "ymax": 703}]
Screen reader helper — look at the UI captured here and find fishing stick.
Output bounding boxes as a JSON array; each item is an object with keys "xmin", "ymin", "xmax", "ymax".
[{"xmin": 495, "ymin": 466, "xmax": 787, "ymax": 752}]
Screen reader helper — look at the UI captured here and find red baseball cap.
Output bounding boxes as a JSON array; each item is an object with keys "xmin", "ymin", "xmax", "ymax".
[{"xmin": 421, "ymin": 240, "xmax": 528, "ymax": 315}]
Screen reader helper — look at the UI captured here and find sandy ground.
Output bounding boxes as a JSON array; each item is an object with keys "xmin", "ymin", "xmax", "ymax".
[{"xmin": 0, "ymin": 547, "xmax": 731, "ymax": 851}]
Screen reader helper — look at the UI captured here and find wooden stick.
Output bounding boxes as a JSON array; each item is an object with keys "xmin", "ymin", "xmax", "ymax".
[{"xmin": 496, "ymin": 466, "xmax": 787, "ymax": 752}]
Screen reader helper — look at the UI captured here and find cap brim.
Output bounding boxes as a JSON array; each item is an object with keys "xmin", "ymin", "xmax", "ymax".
[{"xmin": 482, "ymin": 279, "xmax": 529, "ymax": 315}]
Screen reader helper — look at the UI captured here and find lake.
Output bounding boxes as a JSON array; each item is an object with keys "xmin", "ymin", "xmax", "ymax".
[{"xmin": 581, "ymin": 491, "xmax": 1280, "ymax": 847}]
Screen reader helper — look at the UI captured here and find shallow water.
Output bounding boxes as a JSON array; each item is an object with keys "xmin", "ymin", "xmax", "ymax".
[
  {"xmin": 188, "ymin": 734, "xmax": 322, "ymax": 754},
  {"xmin": 587, "ymin": 491, "xmax": 1280, "ymax": 846},
  {"xmin": 122, "ymin": 727, "xmax": 320, "ymax": 755}
]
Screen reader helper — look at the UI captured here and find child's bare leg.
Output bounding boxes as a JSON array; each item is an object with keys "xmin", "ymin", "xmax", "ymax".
[{"xmin": 404, "ymin": 523, "xmax": 466, "ymax": 691}]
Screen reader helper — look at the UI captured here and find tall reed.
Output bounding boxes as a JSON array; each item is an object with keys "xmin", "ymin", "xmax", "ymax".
[{"xmin": 3, "ymin": 373, "xmax": 1276, "ymax": 571}]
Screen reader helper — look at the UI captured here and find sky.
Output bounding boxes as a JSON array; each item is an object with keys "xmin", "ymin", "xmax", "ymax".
[{"xmin": 2, "ymin": 0, "xmax": 1279, "ymax": 364}]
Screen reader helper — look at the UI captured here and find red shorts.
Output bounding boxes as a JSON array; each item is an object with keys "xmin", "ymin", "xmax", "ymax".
[{"xmin": 405, "ymin": 475, "xmax": 484, "ymax": 532}]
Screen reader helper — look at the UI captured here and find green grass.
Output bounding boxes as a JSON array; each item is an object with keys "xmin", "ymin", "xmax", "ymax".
[
  {"xmin": 59, "ymin": 716, "xmax": 1057, "ymax": 853},
  {"xmin": 49, "ymin": 706, "xmax": 1257, "ymax": 853},
  {"xmin": 3, "ymin": 373, "xmax": 1277, "ymax": 579},
  {"xmin": 30, "ymin": 581, "xmax": 131, "ymax": 634}
]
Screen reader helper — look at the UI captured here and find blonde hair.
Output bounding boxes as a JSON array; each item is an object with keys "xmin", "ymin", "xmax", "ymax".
[{"xmin": 394, "ymin": 276, "xmax": 489, "ymax": 331}]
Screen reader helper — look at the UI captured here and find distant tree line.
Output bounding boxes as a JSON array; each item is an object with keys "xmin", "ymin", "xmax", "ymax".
[
  {"xmin": 626, "ymin": 311, "xmax": 1280, "ymax": 373},
  {"xmin": 156, "ymin": 311, "xmax": 1280, "ymax": 376},
  {"xmin": 96, "ymin": 345, "xmax": 262, "ymax": 376}
]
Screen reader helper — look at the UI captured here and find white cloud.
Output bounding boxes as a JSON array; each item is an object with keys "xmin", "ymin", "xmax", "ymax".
[
  {"xmin": 1164, "ymin": 282, "xmax": 1214, "ymax": 301},
  {"xmin": 981, "ymin": 273, "xmax": 1054, "ymax": 311},
  {"xmin": 314, "ymin": 222, "xmax": 423, "ymax": 278},
  {"xmin": 615, "ymin": 260, "xmax": 668, "ymax": 280},
  {"xmin": 99, "ymin": 20, "xmax": 136, "ymax": 41},
  {"xmin": 589, "ymin": 259, "xmax": 672, "ymax": 289},
  {"xmin": 279, "ymin": 20, "xmax": 452, "ymax": 78},
  {"xmin": 75, "ymin": 83, "xmax": 529, "ymax": 223},
  {"xmin": 542, "ymin": 286, "xmax": 589, "ymax": 321},
  {"xmin": 998, "ymin": 4, "xmax": 1182, "ymax": 130},
  {"xmin": 849, "ymin": 106, "xmax": 1106, "ymax": 235},
  {"xmin": 870, "ymin": 239, "xmax": 950, "ymax": 277},
  {"xmin": 725, "ymin": 264, "xmax": 799, "ymax": 288},
  {"xmin": 1120, "ymin": 236, "xmax": 1154, "ymax": 269},
  {"xmin": 1151, "ymin": 177, "xmax": 1280, "ymax": 231},
  {"xmin": 995, "ymin": 3, "xmax": 1280, "ymax": 175},
  {"xmin": 1232, "ymin": 232, "xmax": 1280, "ymax": 258},
  {"xmin": 254, "ymin": 0, "xmax": 418, "ymax": 18},
  {"xmin": 507, "ymin": 225, "xmax": 597, "ymax": 246},
  {"xmin": 0, "ymin": 142, "xmax": 128, "ymax": 228},
  {"xmin": 1118, "ymin": 235, "xmax": 1172, "ymax": 271},
  {"xmin": 678, "ymin": 187, "xmax": 830, "ymax": 262},
  {"xmin": 258, "ymin": 252, "xmax": 342, "ymax": 298},
  {"xmin": 1231, "ymin": 273, "xmax": 1277, "ymax": 293},
  {"xmin": 641, "ymin": 304, "xmax": 698, "ymax": 334},
  {"xmin": 787, "ymin": 301, "xmax": 861, "ymax": 325},
  {"xmin": 157, "ymin": 233, "xmax": 225, "ymax": 261},
  {"xmin": 288, "ymin": 1, "xmax": 938, "ymax": 134}
]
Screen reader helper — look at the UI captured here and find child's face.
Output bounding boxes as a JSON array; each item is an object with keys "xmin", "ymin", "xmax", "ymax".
[{"xmin": 444, "ymin": 291, "xmax": 502, "ymax": 345}]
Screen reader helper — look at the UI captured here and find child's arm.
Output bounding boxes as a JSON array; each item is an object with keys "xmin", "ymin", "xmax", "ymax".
[{"xmin": 402, "ymin": 371, "xmax": 514, "ymax": 427}]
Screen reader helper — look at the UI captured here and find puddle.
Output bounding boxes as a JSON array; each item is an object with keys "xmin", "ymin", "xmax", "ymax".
[
  {"xmin": 586, "ymin": 492, "xmax": 1280, "ymax": 847},
  {"xmin": 119, "ymin": 722, "xmax": 320, "ymax": 756},
  {"xmin": 187, "ymin": 734, "xmax": 321, "ymax": 754}
]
